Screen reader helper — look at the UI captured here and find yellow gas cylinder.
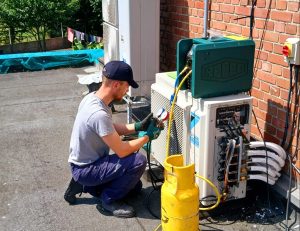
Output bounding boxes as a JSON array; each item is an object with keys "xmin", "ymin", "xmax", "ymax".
[{"xmin": 161, "ymin": 155, "xmax": 199, "ymax": 231}]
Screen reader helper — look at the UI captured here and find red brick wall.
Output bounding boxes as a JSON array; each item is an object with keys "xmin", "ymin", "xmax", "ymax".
[{"xmin": 160, "ymin": 0, "xmax": 300, "ymax": 178}]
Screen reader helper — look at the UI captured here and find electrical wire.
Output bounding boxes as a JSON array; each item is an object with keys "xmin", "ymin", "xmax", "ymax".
[
  {"xmin": 285, "ymin": 68, "xmax": 299, "ymax": 151},
  {"xmin": 249, "ymin": 0, "xmax": 257, "ymax": 40},
  {"xmin": 225, "ymin": 122, "xmax": 239, "ymax": 138},
  {"xmin": 285, "ymin": 154, "xmax": 292, "ymax": 231},
  {"xmin": 246, "ymin": 2, "xmax": 275, "ymax": 211},
  {"xmin": 146, "ymin": 142, "xmax": 163, "ymax": 190},
  {"xmin": 284, "ymin": 65, "xmax": 300, "ymax": 231},
  {"xmin": 234, "ymin": 0, "xmax": 257, "ymax": 40},
  {"xmin": 281, "ymin": 64, "xmax": 294, "ymax": 148},
  {"xmin": 292, "ymin": 110, "xmax": 300, "ymax": 161},
  {"xmin": 230, "ymin": 117, "xmax": 250, "ymax": 143},
  {"xmin": 145, "ymin": 187, "xmax": 161, "ymax": 219},
  {"xmin": 144, "ymin": 140, "xmax": 163, "ymax": 220},
  {"xmin": 251, "ymin": 109, "xmax": 272, "ymax": 210},
  {"xmin": 251, "ymin": 0, "xmax": 272, "ymax": 80},
  {"xmin": 292, "ymin": 120, "xmax": 300, "ymax": 163}
]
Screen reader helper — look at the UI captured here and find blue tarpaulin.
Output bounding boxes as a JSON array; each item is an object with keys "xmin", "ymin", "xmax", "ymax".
[{"xmin": 0, "ymin": 49, "xmax": 104, "ymax": 74}]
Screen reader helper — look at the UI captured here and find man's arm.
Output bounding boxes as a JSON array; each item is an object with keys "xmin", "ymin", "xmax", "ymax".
[
  {"xmin": 113, "ymin": 123, "xmax": 136, "ymax": 135},
  {"xmin": 102, "ymin": 130, "xmax": 149, "ymax": 158},
  {"xmin": 114, "ymin": 113, "xmax": 154, "ymax": 135}
]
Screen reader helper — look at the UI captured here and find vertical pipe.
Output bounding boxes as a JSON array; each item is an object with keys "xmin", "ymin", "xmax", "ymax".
[
  {"xmin": 203, "ymin": 0, "xmax": 209, "ymax": 38},
  {"xmin": 127, "ymin": 100, "xmax": 132, "ymax": 123},
  {"xmin": 61, "ymin": 23, "xmax": 64, "ymax": 38},
  {"xmin": 8, "ymin": 28, "xmax": 12, "ymax": 45},
  {"xmin": 8, "ymin": 27, "xmax": 13, "ymax": 53}
]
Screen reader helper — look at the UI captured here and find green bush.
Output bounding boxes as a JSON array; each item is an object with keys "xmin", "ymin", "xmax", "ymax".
[{"xmin": 72, "ymin": 38, "xmax": 103, "ymax": 50}]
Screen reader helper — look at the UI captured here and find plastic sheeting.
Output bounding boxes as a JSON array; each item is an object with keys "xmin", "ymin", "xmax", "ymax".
[{"xmin": 0, "ymin": 49, "xmax": 104, "ymax": 74}]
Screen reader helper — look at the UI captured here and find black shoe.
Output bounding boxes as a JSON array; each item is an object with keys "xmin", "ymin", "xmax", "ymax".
[
  {"xmin": 97, "ymin": 200, "xmax": 136, "ymax": 218},
  {"xmin": 64, "ymin": 178, "xmax": 83, "ymax": 205}
]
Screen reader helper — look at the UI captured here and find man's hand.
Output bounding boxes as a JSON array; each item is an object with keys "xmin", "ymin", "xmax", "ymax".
[
  {"xmin": 134, "ymin": 113, "xmax": 153, "ymax": 131},
  {"xmin": 145, "ymin": 120, "xmax": 161, "ymax": 141}
]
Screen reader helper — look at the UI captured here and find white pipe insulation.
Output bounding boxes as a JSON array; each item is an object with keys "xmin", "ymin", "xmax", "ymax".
[{"xmin": 247, "ymin": 141, "xmax": 287, "ymax": 185}]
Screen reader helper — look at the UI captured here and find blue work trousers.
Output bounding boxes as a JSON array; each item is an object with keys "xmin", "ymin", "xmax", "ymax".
[{"xmin": 71, "ymin": 152, "xmax": 147, "ymax": 204}]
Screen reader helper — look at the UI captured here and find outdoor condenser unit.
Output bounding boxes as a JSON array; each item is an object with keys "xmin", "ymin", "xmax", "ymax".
[
  {"xmin": 151, "ymin": 72, "xmax": 252, "ymax": 202},
  {"xmin": 151, "ymin": 72, "xmax": 192, "ymax": 165},
  {"xmin": 190, "ymin": 94, "xmax": 252, "ymax": 203}
]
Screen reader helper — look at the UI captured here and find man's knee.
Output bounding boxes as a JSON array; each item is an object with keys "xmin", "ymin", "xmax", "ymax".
[{"xmin": 135, "ymin": 153, "xmax": 147, "ymax": 170}]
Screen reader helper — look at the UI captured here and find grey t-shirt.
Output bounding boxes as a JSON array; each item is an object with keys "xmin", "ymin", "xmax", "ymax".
[{"xmin": 68, "ymin": 93, "xmax": 115, "ymax": 166}]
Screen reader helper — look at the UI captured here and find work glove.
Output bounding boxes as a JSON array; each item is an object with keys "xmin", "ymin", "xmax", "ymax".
[
  {"xmin": 145, "ymin": 120, "xmax": 161, "ymax": 141},
  {"xmin": 134, "ymin": 113, "xmax": 153, "ymax": 131}
]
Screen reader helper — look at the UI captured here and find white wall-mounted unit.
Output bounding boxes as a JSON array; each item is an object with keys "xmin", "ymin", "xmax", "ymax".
[{"xmin": 102, "ymin": 0, "xmax": 160, "ymax": 98}]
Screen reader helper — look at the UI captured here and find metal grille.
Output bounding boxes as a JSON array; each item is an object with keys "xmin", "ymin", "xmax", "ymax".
[{"xmin": 151, "ymin": 89, "xmax": 185, "ymax": 164}]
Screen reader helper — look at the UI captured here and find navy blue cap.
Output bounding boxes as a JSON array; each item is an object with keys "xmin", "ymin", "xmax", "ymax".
[{"xmin": 102, "ymin": 61, "xmax": 139, "ymax": 88}]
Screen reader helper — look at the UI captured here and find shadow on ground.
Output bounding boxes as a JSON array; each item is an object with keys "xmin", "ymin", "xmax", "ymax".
[{"xmin": 199, "ymin": 181, "xmax": 298, "ymax": 230}]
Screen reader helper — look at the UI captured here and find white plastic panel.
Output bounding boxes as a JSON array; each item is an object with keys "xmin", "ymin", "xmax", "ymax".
[
  {"xmin": 138, "ymin": 0, "xmax": 160, "ymax": 98},
  {"xmin": 118, "ymin": 0, "xmax": 140, "ymax": 96},
  {"xmin": 102, "ymin": 0, "xmax": 118, "ymax": 27},
  {"xmin": 118, "ymin": 0, "xmax": 160, "ymax": 98},
  {"xmin": 103, "ymin": 22, "xmax": 119, "ymax": 63},
  {"xmin": 102, "ymin": 0, "xmax": 160, "ymax": 97}
]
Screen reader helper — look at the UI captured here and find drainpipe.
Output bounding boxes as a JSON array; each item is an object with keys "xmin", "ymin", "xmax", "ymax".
[{"xmin": 203, "ymin": 0, "xmax": 209, "ymax": 38}]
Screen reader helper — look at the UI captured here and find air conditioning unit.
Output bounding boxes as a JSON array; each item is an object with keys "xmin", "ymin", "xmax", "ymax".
[
  {"xmin": 150, "ymin": 72, "xmax": 192, "ymax": 165},
  {"xmin": 189, "ymin": 94, "xmax": 252, "ymax": 203},
  {"xmin": 150, "ymin": 72, "xmax": 253, "ymax": 202}
]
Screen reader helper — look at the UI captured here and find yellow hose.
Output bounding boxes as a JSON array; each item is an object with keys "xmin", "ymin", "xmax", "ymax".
[
  {"xmin": 153, "ymin": 223, "xmax": 161, "ymax": 231},
  {"xmin": 195, "ymin": 174, "xmax": 221, "ymax": 211},
  {"xmin": 165, "ymin": 69, "xmax": 192, "ymax": 157},
  {"xmin": 174, "ymin": 66, "xmax": 189, "ymax": 88}
]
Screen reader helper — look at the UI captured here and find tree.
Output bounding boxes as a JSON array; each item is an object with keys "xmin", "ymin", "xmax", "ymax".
[
  {"xmin": 0, "ymin": 0, "xmax": 80, "ymax": 51},
  {"xmin": 0, "ymin": 1, "xmax": 23, "ymax": 47},
  {"xmin": 71, "ymin": 0, "xmax": 103, "ymax": 37}
]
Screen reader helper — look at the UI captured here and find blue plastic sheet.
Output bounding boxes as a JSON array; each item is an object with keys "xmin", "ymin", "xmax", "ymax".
[{"xmin": 0, "ymin": 49, "xmax": 104, "ymax": 74}]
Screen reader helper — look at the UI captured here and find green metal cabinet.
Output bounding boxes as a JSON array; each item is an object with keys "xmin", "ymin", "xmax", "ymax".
[{"xmin": 176, "ymin": 36, "xmax": 255, "ymax": 98}]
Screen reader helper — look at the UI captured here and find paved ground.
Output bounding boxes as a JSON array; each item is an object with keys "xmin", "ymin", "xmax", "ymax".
[{"xmin": 0, "ymin": 67, "xmax": 299, "ymax": 231}]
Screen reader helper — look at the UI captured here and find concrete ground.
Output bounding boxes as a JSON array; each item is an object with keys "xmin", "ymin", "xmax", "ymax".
[{"xmin": 0, "ymin": 67, "xmax": 299, "ymax": 231}]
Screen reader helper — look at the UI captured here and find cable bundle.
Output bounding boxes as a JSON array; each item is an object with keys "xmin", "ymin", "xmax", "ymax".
[{"xmin": 247, "ymin": 141, "xmax": 286, "ymax": 185}]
